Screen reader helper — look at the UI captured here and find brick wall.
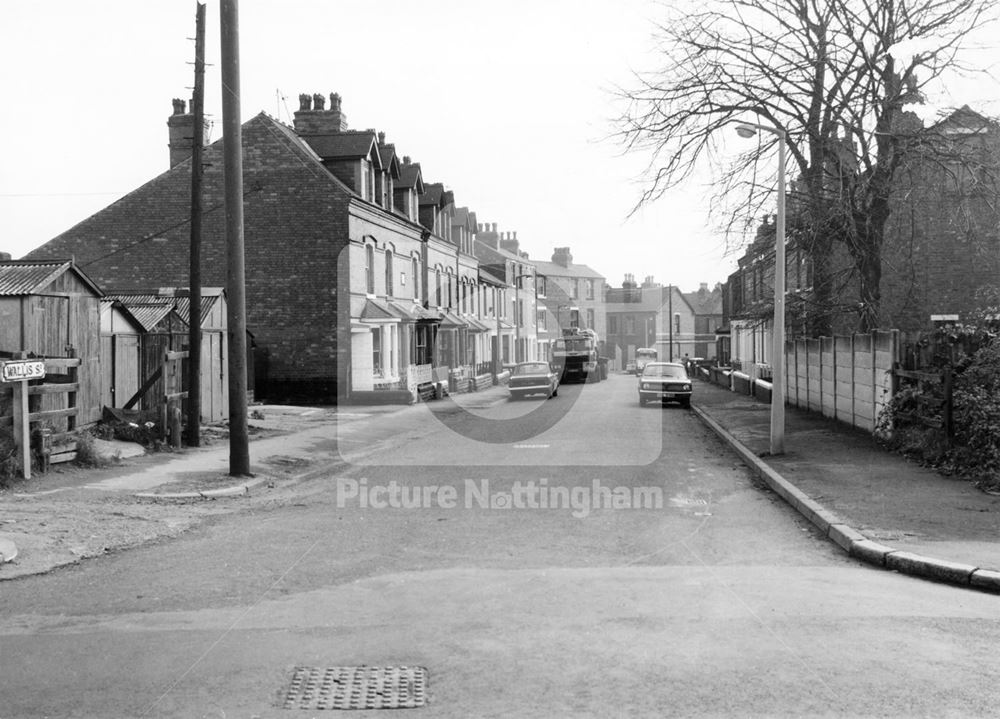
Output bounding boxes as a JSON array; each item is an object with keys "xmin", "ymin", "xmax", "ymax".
[{"xmin": 29, "ymin": 114, "xmax": 355, "ymax": 401}]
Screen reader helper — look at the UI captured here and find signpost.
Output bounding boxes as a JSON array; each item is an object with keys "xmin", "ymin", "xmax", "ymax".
[{"xmin": 1, "ymin": 360, "xmax": 46, "ymax": 479}]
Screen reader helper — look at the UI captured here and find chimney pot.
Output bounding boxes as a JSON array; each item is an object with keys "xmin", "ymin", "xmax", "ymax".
[
  {"xmin": 298, "ymin": 93, "xmax": 312, "ymax": 111},
  {"xmin": 171, "ymin": 98, "xmax": 187, "ymax": 115},
  {"xmin": 331, "ymin": 92, "xmax": 341, "ymax": 111},
  {"xmin": 312, "ymin": 93, "xmax": 326, "ymax": 110},
  {"xmin": 378, "ymin": 131, "xmax": 386, "ymax": 144}
]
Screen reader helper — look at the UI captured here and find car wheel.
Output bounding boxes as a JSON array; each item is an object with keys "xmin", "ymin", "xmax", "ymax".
[
  {"xmin": 638, "ymin": 397, "xmax": 645, "ymax": 407},
  {"xmin": 681, "ymin": 398, "xmax": 691, "ymax": 409},
  {"xmin": 552, "ymin": 386, "xmax": 558, "ymax": 397}
]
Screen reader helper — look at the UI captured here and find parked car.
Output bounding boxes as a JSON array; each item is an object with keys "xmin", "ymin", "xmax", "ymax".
[
  {"xmin": 625, "ymin": 361, "xmax": 637, "ymax": 374},
  {"xmin": 509, "ymin": 361, "xmax": 560, "ymax": 400},
  {"xmin": 637, "ymin": 362, "xmax": 692, "ymax": 408}
]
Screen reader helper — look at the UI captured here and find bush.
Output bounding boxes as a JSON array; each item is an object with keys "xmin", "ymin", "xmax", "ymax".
[
  {"xmin": 73, "ymin": 431, "xmax": 113, "ymax": 469},
  {"xmin": 879, "ymin": 337, "xmax": 1000, "ymax": 490},
  {"xmin": 951, "ymin": 342, "xmax": 1000, "ymax": 488},
  {"xmin": 0, "ymin": 431, "xmax": 21, "ymax": 487}
]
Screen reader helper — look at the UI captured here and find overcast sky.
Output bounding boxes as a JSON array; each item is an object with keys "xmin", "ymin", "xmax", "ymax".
[{"xmin": 2, "ymin": 1, "xmax": 998, "ymax": 291}]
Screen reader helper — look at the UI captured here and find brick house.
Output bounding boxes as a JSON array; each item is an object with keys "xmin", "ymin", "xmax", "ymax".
[
  {"xmin": 473, "ymin": 225, "xmax": 538, "ymax": 364},
  {"xmin": 26, "ymin": 93, "xmax": 504, "ymax": 403},
  {"xmin": 721, "ymin": 106, "xmax": 1000, "ymax": 373},
  {"xmin": 605, "ymin": 275, "xmax": 719, "ymax": 368},
  {"xmin": 532, "ymin": 247, "xmax": 606, "ymax": 359}
]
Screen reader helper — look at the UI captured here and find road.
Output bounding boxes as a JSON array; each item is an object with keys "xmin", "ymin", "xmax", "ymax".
[{"xmin": 2, "ymin": 374, "xmax": 1000, "ymax": 718}]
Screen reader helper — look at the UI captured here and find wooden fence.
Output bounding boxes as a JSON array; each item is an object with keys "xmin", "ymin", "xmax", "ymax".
[{"xmin": 784, "ymin": 330, "xmax": 898, "ymax": 433}]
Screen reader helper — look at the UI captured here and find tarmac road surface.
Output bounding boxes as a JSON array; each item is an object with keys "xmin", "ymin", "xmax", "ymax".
[{"xmin": 2, "ymin": 374, "xmax": 1000, "ymax": 718}]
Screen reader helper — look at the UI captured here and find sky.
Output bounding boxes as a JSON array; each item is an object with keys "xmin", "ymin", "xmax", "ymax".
[{"xmin": 2, "ymin": 1, "xmax": 998, "ymax": 292}]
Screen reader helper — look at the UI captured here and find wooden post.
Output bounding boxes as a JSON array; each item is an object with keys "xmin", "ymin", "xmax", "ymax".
[
  {"xmin": 850, "ymin": 334, "xmax": 857, "ymax": 427},
  {"xmin": 187, "ymin": 1, "xmax": 206, "ymax": 447},
  {"xmin": 221, "ymin": 0, "xmax": 251, "ymax": 476},
  {"xmin": 12, "ymin": 380, "xmax": 30, "ymax": 480},
  {"xmin": 943, "ymin": 366, "xmax": 954, "ymax": 442}
]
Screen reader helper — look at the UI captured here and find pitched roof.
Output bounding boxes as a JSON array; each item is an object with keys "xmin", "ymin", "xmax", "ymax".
[
  {"xmin": 420, "ymin": 182, "xmax": 445, "ymax": 207},
  {"xmin": 103, "ymin": 293, "xmax": 183, "ymax": 332},
  {"xmin": 302, "ymin": 131, "xmax": 381, "ymax": 165},
  {"xmin": 0, "ymin": 260, "xmax": 103, "ymax": 296},
  {"xmin": 531, "ymin": 259, "xmax": 604, "ymax": 280},
  {"xmin": 24, "ymin": 113, "xmax": 357, "ymax": 291},
  {"xmin": 377, "ymin": 141, "xmax": 401, "ymax": 179},
  {"xmin": 397, "ymin": 160, "xmax": 423, "ymax": 191},
  {"xmin": 683, "ymin": 288, "xmax": 723, "ymax": 315}
]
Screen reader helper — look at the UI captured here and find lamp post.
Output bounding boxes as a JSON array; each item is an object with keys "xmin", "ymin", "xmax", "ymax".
[{"xmin": 735, "ymin": 120, "xmax": 786, "ymax": 455}]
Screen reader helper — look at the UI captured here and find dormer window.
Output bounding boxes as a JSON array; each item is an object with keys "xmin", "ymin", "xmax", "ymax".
[{"xmin": 366, "ymin": 161, "xmax": 376, "ymax": 203}]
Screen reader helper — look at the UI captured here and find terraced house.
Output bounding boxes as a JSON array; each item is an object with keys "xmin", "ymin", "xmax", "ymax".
[{"xmin": 26, "ymin": 93, "xmax": 507, "ymax": 403}]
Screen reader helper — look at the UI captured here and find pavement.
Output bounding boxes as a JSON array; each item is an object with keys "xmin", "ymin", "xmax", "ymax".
[
  {"xmin": 692, "ymin": 377, "xmax": 1000, "ymax": 593},
  {"xmin": 3, "ymin": 386, "xmax": 1000, "ymax": 594}
]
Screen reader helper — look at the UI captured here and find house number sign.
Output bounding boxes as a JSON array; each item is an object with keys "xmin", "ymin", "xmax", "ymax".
[{"xmin": 1, "ymin": 360, "xmax": 46, "ymax": 383}]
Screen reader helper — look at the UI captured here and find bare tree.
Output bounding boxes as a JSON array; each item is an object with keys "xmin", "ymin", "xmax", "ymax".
[{"xmin": 616, "ymin": 0, "xmax": 996, "ymax": 333}]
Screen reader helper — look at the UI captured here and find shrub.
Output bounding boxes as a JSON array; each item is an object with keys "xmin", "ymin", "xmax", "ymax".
[
  {"xmin": 950, "ymin": 342, "xmax": 1000, "ymax": 488},
  {"xmin": 73, "ymin": 430, "xmax": 113, "ymax": 469}
]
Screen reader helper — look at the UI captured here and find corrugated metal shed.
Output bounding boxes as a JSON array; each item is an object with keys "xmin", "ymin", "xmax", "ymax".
[{"xmin": 0, "ymin": 260, "xmax": 103, "ymax": 296}]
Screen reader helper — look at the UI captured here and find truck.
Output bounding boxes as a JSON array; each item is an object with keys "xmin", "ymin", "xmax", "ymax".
[{"xmin": 551, "ymin": 328, "xmax": 601, "ymax": 383}]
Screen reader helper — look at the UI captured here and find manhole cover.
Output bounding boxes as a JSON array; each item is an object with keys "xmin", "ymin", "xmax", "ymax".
[{"xmin": 282, "ymin": 666, "xmax": 428, "ymax": 710}]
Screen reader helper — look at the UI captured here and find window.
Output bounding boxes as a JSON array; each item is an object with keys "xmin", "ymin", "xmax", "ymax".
[
  {"xmin": 537, "ymin": 308, "xmax": 547, "ymax": 331},
  {"xmin": 415, "ymin": 325, "xmax": 430, "ymax": 365},
  {"xmin": 372, "ymin": 328, "xmax": 382, "ymax": 375},
  {"xmin": 674, "ymin": 313, "xmax": 681, "ymax": 334},
  {"xmin": 365, "ymin": 244, "xmax": 375, "ymax": 294},
  {"xmin": 608, "ymin": 315, "xmax": 618, "ymax": 334},
  {"xmin": 570, "ymin": 279, "xmax": 578, "ymax": 299},
  {"xmin": 537, "ymin": 275, "xmax": 547, "ymax": 297},
  {"xmin": 385, "ymin": 250, "xmax": 393, "ymax": 297},
  {"xmin": 461, "ymin": 281, "xmax": 467, "ymax": 313},
  {"xmin": 412, "ymin": 257, "xmax": 419, "ymax": 299},
  {"xmin": 570, "ymin": 309, "xmax": 580, "ymax": 328},
  {"xmin": 447, "ymin": 274, "xmax": 453, "ymax": 309},
  {"xmin": 587, "ymin": 308, "xmax": 594, "ymax": 329},
  {"xmin": 626, "ymin": 315, "xmax": 635, "ymax": 335},
  {"xmin": 586, "ymin": 279, "xmax": 595, "ymax": 300},
  {"xmin": 435, "ymin": 270, "xmax": 442, "ymax": 307}
]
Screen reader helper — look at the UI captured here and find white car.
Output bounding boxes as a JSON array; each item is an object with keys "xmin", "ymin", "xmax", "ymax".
[{"xmin": 638, "ymin": 362, "xmax": 692, "ymax": 408}]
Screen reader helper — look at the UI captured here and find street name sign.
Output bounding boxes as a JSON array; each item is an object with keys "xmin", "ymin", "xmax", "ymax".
[{"xmin": 1, "ymin": 360, "xmax": 46, "ymax": 383}]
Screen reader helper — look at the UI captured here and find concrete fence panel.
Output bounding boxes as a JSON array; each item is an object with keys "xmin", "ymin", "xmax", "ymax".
[{"xmin": 784, "ymin": 330, "xmax": 898, "ymax": 435}]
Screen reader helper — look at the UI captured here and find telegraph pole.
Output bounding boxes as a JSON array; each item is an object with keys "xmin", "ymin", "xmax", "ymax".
[
  {"xmin": 220, "ymin": 0, "xmax": 250, "ymax": 475},
  {"xmin": 186, "ymin": 1, "xmax": 206, "ymax": 447},
  {"xmin": 667, "ymin": 284, "xmax": 673, "ymax": 361}
]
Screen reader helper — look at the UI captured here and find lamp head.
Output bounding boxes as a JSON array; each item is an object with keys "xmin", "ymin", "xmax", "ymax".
[{"xmin": 735, "ymin": 124, "xmax": 757, "ymax": 139}]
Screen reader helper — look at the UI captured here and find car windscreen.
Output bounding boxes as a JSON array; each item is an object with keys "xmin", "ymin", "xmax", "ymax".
[
  {"xmin": 515, "ymin": 363, "xmax": 550, "ymax": 375},
  {"xmin": 642, "ymin": 365, "xmax": 686, "ymax": 379},
  {"xmin": 553, "ymin": 339, "xmax": 591, "ymax": 352}
]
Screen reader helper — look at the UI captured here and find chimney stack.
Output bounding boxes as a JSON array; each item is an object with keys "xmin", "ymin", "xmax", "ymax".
[
  {"xmin": 293, "ymin": 90, "xmax": 348, "ymax": 135},
  {"xmin": 552, "ymin": 247, "xmax": 573, "ymax": 268},
  {"xmin": 167, "ymin": 98, "xmax": 207, "ymax": 169}
]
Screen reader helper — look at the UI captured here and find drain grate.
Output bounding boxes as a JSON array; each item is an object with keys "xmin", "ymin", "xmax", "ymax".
[{"xmin": 282, "ymin": 665, "xmax": 428, "ymax": 710}]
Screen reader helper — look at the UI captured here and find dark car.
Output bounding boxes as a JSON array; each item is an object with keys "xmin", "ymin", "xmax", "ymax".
[
  {"xmin": 637, "ymin": 362, "xmax": 692, "ymax": 408},
  {"xmin": 509, "ymin": 361, "xmax": 560, "ymax": 400}
]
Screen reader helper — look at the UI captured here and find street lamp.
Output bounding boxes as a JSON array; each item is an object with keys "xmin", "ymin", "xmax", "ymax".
[{"xmin": 735, "ymin": 120, "xmax": 786, "ymax": 456}]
